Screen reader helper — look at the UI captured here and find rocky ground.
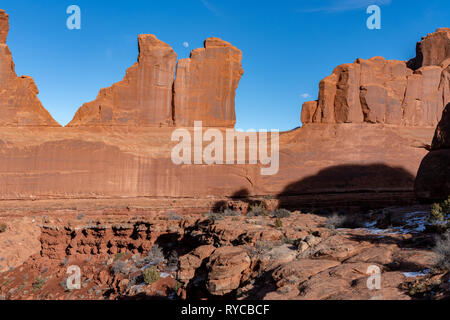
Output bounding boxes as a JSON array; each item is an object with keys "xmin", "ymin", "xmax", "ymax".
[{"xmin": 0, "ymin": 201, "xmax": 448, "ymax": 300}]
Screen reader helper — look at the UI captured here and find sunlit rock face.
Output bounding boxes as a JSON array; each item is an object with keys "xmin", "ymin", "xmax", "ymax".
[{"xmin": 301, "ymin": 29, "xmax": 450, "ymax": 128}]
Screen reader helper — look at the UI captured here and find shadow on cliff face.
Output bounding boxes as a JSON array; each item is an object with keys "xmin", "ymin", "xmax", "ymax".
[
  {"xmin": 212, "ymin": 164, "xmax": 417, "ymax": 213},
  {"xmin": 276, "ymin": 163, "xmax": 416, "ymax": 212}
]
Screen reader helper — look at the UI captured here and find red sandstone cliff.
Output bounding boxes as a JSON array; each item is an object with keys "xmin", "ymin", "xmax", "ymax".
[
  {"xmin": 0, "ymin": 8, "xmax": 448, "ymax": 210},
  {"xmin": 68, "ymin": 36, "xmax": 243, "ymax": 128},
  {"xmin": 0, "ymin": 10, "xmax": 60, "ymax": 127},
  {"xmin": 174, "ymin": 38, "xmax": 243, "ymax": 127},
  {"xmin": 301, "ymin": 28, "xmax": 450, "ymax": 127}
]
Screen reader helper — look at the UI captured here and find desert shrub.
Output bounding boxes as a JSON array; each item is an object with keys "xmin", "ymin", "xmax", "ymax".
[
  {"xmin": 428, "ymin": 197, "xmax": 450, "ymax": 232},
  {"xmin": 207, "ymin": 212, "xmax": 224, "ymax": 222},
  {"xmin": 247, "ymin": 202, "xmax": 270, "ymax": 217},
  {"xmin": 113, "ymin": 252, "xmax": 127, "ymax": 262},
  {"xmin": 324, "ymin": 214, "xmax": 346, "ymax": 230},
  {"xmin": 274, "ymin": 218, "xmax": 283, "ymax": 229},
  {"xmin": 143, "ymin": 266, "xmax": 160, "ymax": 285},
  {"xmin": 433, "ymin": 230, "xmax": 450, "ymax": 270},
  {"xmin": 167, "ymin": 211, "xmax": 183, "ymax": 221},
  {"xmin": 140, "ymin": 244, "xmax": 165, "ymax": 266},
  {"xmin": 174, "ymin": 281, "xmax": 183, "ymax": 292},
  {"xmin": 223, "ymin": 209, "xmax": 240, "ymax": 216},
  {"xmin": 272, "ymin": 209, "xmax": 291, "ymax": 219},
  {"xmin": 32, "ymin": 277, "xmax": 47, "ymax": 290},
  {"xmin": 249, "ymin": 241, "xmax": 274, "ymax": 258},
  {"xmin": 111, "ymin": 260, "xmax": 128, "ymax": 275},
  {"xmin": 0, "ymin": 223, "xmax": 6, "ymax": 233}
]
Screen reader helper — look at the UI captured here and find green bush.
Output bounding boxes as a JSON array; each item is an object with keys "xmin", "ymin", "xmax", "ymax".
[
  {"xmin": 247, "ymin": 202, "xmax": 270, "ymax": 217},
  {"xmin": 143, "ymin": 266, "xmax": 160, "ymax": 285},
  {"xmin": 32, "ymin": 277, "xmax": 47, "ymax": 290},
  {"xmin": 0, "ymin": 223, "xmax": 6, "ymax": 233},
  {"xmin": 428, "ymin": 196, "xmax": 450, "ymax": 232},
  {"xmin": 274, "ymin": 218, "xmax": 283, "ymax": 229}
]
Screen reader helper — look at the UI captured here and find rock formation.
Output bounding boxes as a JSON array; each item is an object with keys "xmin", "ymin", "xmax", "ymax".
[
  {"xmin": 68, "ymin": 34, "xmax": 177, "ymax": 127},
  {"xmin": 0, "ymin": 8, "xmax": 448, "ymax": 210},
  {"xmin": 68, "ymin": 36, "xmax": 243, "ymax": 128},
  {"xmin": 408, "ymin": 28, "xmax": 450, "ymax": 69},
  {"xmin": 0, "ymin": 10, "xmax": 60, "ymax": 127},
  {"xmin": 415, "ymin": 102, "xmax": 450, "ymax": 201},
  {"xmin": 174, "ymin": 38, "xmax": 243, "ymax": 127},
  {"xmin": 301, "ymin": 28, "xmax": 450, "ymax": 127},
  {"xmin": 0, "ymin": 9, "xmax": 8, "ymax": 44}
]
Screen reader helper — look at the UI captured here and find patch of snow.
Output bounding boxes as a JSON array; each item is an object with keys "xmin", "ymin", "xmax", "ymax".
[
  {"xmin": 360, "ymin": 211, "xmax": 430, "ymax": 235},
  {"xmin": 402, "ymin": 269, "xmax": 431, "ymax": 278}
]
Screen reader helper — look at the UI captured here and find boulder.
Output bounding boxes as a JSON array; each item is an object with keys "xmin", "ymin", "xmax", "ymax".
[{"xmin": 206, "ymin": 246, "xmax": 251, "ymax": 295}]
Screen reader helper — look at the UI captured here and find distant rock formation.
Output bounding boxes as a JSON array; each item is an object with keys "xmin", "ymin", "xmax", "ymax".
[
  {"xmin": 408, "ymin": 28, "xmax": 450, "ymax": 69},
  {"xmin": 68, "ymin": 36, "xmax": 243, "ymax": 128},
  {"xmin": 415, "ymin": 102, "xmax": 450, "ymax": 201},
  {"xmin": 0, "ymin": 10, "xmax": 60, "ymax": 127},
  {"xmin": 301, "ymin": 28, "xmax": 450, "ymax": 127},
  {"xmin": 174, "ymin": 38, "xmax": 243, "ymax": 127}
]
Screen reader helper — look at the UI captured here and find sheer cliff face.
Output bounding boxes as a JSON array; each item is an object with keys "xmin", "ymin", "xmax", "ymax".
[
  {"xmin": 174, "ymin": 38, "xmax": 243, "ymax": 128},
  {"xmin": 0, "ymin": 10, "xmax": 60, "ymax": 127},
  {"xmin": 302, "ymin": 28, "xmax": 450, "ymax": 128},
  {"xmin": 68, "ymin": 36, "xmax": 243, "ymax": 128}
]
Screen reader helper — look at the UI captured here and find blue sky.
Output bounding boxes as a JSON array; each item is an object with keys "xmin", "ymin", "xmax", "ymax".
[{"xmin": 1, "ymin": 0, "xmax": 449, "ymax": 130}]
